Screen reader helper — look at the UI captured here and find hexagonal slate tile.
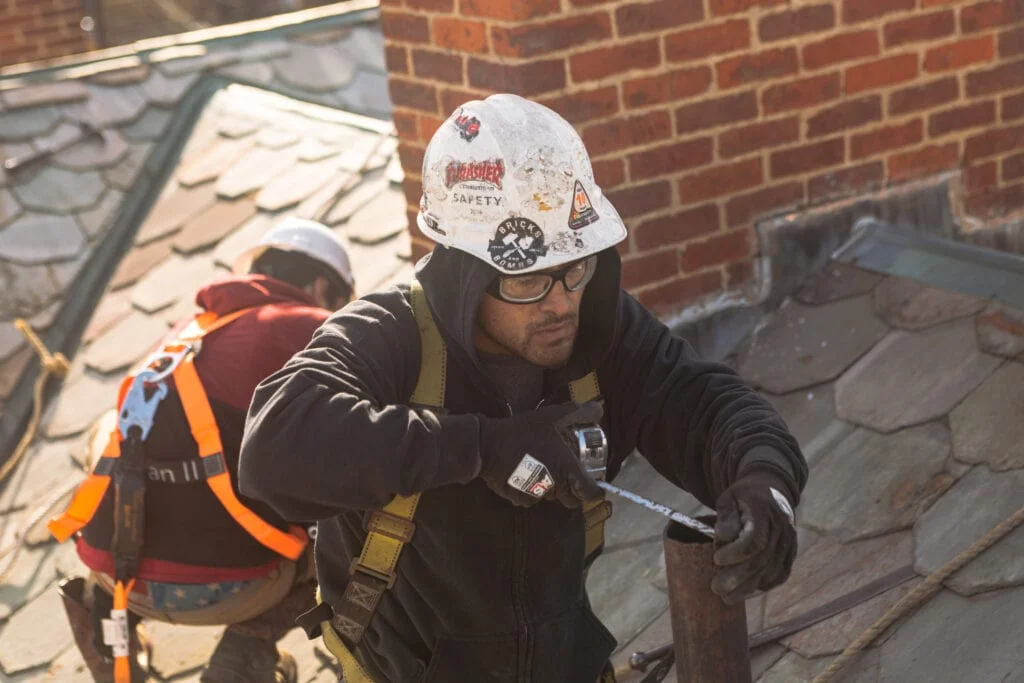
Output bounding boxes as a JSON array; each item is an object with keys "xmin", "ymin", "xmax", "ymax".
[
  {"xmin": 54, "ymin": 129, "xmax": 128, "ymax": 171},
  {"xmin": 874, "ymin": 276, "xmax": 986, "ymax": 330},
  {"xmin": 794, "ymin": 263, "xmax": 882, "ymax": 306},
  {"xmin": 84, "ymin": 310, "xmax": 170, "ymax": 374},
  {"xmin": 272, "ymin": 43, "xmax": 357, "ymax": 93},
  {"xmin": 950, "ymin": 362, "xmax": 1024, "ymax": 471},
  {"xmin": 914, "ymin": 466, "xmax": 1024, "ymax": 595},
  {"xmin": 0, "ymin": 213, "xmax": 86, "ymax": 266},
  {"xmin": 800, "ymin": 423, "xmax": 954, "ymax": 541},
  {"xmin": 878, "ymin": 586, "xmax": 1024, "ymax": 682},
  {"xmin": 0, "ymin": 588, "xmax": 74, "ymax": 674},
  {"xmin": 835, "ymin": 318, "xmax": 1001, "ymax": 433},
  {"xmin": 737, "ymin": 296, "xmax": 889, "ymax": 394},
  {"xmin": 0, "ymin": 187, "xmax": 20, "ymax": 225},
  {"xmin": 11, "ymin": 167, "xmax": 105, "ymax": 213},
  {"xmin": 43, "ymin": 369, "xmax": 123, "ymax": 438},
  {"xmin": 762, "ymin": 384, "xmax": 854, "ymax": 468},
  {"xmin": 975, "ymin": 303, "xmax": 1024, "ymax": 358},
  {"xmin": 0, "ymin": 106, "xmax": 61, "ymax": 141}
]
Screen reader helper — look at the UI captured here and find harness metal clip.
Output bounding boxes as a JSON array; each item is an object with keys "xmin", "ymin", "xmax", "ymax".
[{"xmin": 118, "ymin": 369, "xmax": 168, "ymax": 442}]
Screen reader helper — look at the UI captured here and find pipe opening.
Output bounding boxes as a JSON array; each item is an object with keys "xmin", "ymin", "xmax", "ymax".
[{"xmin": 665, "ymin": 515, "xmax": 717, "ymax": 545}]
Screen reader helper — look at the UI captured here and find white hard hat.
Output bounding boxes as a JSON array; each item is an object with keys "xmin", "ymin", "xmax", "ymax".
[
  {"xmin": 417, "ymin": 94, "xmax": 627, "ymax": 275},
  {"xmin": 233, "ymin": 217, "xmax": 354, "ymax": 288}
]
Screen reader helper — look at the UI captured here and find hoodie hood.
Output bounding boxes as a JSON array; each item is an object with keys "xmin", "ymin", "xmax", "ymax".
[
  {"xmin": 415, "ymin": 245, "xmax": 622, "ymax": 383},
  {"xmin": 195, "ymin": 274, "xmax": 318, "ymax": 315}
]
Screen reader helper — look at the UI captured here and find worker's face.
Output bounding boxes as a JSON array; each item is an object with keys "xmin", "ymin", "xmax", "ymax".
[
  {"xmin": 308, "ymin": 277, "xmax": 350, "ymax": 311},
  {"xmin": 474, "ymin": 267, "xmax": 586, "ymax": 369}
]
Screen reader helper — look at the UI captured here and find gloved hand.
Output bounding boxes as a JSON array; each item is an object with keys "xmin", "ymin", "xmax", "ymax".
[
  {"xmin": 478, "ymin": 401, "xmax": 605, "ymax": 508},
  {"xmin": 711, "ymin": 467, "xmax": 798, "ymax": 605}
]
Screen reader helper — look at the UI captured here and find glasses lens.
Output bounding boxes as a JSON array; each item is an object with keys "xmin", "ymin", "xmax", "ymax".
[
  {"xmin": 499, "ymin": 273, "xmax": 553, "ymax": 302},
  {"xmin": 564, "ymin": 257, "xmax": 596, "ymax": 291}
]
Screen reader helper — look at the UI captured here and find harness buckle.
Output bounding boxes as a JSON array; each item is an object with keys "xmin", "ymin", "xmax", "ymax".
[
  {"xmin": 118, "ymin": 370, "xmax": 168, "ymax": 442},
  {"xmin": 348, "ymin": 558, "xmax": 398, "ymax": 589},
  {"xmin": 143, "ymin": 343, "xmax": 195, "ymax": 384}
]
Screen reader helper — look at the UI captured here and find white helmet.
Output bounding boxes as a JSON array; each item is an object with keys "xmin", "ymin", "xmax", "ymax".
[
  {"xmin": 417, "ymin": 94, "xmax": 627, "ymax": 275},
  {"xmin": 233, "ymin": 216, "xmax": 354, "ymax": 289}
]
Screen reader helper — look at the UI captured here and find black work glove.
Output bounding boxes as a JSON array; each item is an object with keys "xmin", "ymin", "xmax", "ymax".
[
  {"xmin": 711, "ymin": 467, "xmax": 797, "ymax": 605},
  {"xmin": 478, "ymin": 401, "xmax": 605, "ymax": 508}
]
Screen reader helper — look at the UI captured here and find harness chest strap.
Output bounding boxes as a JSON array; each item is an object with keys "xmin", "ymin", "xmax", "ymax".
[
  {"xmin": 48, "ymin": 306, "xmax": 307, "ymax": 561},
  {"xmin": 315, "ymin": 281, "xmax": 611, "ymax": 683}
]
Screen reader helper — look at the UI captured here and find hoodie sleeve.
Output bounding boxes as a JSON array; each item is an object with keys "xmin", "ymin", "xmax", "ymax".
[
  {"xmin": 238, "ymin": 289, "xmax": 482, "ymax": 521},
  {"xmin": 600, "ymin": 291, "xmax": 808, "ymax": 508}
]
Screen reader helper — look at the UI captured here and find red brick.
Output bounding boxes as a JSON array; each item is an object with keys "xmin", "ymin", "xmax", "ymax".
[
  {"xmin": 771, "ymin": 138, "xmax": 845, "ymax": 178},
  {"xmin": 716, "ymin": 47, "xmax": 798, "ymax": 89},
  {"xmin": 1000, "ymin": 27, "xmax": 1024, "ymax": 59},
  {"xmin": 460, "ymin": 0, "xmax": 560, "ymax": 20},
  {"xmin": 807, "ymin": 96, "xmax": 883, "ymax": 138},
  {"xmin": 638, "ymin": 271, "xmax": 723, "ymax": 312},
  {"xmin": 538, "ymin": 87, "xmax": 620, "ymax": 124},
  {"xmin": 681, "ymin": 229, "xmax": 752, "ymax": 271},
  {"xmin": 803, "ymin": 30, "xmax": 879, "ymax": 71},
  {"xmin": 440, "ymin": 87, "xmax": 484, "ymax": 115},
  {"xmin": 407, "ymin": 0, "xmax": 454, "ymax": 9},
  {"xmin": 965, "ymin": 123, "xmax": 1024, "ymax": 161},
  {"xmin": 922, "ymin": 0, "xmax": 967, "ymax": 5},
  {"xmin": 762, "ymin": 72, "xmax": 841, "ymax": 114},
  {"xmin": 679, "ymin": 158, "xmax": 763, "ymax": 204},
  {"xmin": 570, "ymin": 39, "xmax": 661, "ymax": 82},
  {"xmin": 726, "ymin": 260, "xmax": 755, "ymax": 289},
  {"xmin": 843, "ymin": 0, "xmax": 915, "ymax": 23},
  {"xmin": 411, "ymin": 49, "xmax": 463, "ymax": 84},
  {"xmin": 851, "ymin": 119, "xmax": 924, "ymax": 159},
  {"xmin": 468, "ymin": 58, "xmax": 566, "ymax": 96},
  {"xmin": 888, "ymin": 142, "xmax": 960, "ymax": 182},
  {"xmin": 665, "ymin": 19, "xmax": 750, "ymax": 64},
  {"xmin": 634, "ymin": 204, "xmax": 720, "ymax": 250},
  {"xmin": 1003, "ymin": 151, "xmax": 1024, "ymax": 181},
  {"xmin": 965, "ymin": 181, "xmax": 1024, "ymax": 218},
  {"xmin": 572, "ymin": 0, "xmax": 616, "ymax": 5},
  {"xmin": 924, "ymin": 36, "xmax": 995, "ymax": 73},
  {"xmin": 616, "ymin": 0, "xmax": 704, "ymax": 37},
  {"xmin": 759, "ymin": 4, "xmax": 835, "ymax": 43},
  {"xmin": 883, "ymin": 10, "xmax": 955, "ymax": 48},
  {"xmin": 622, "ymin": 66, "xmax": 712, "ymax": 108},
  {"xmin": 397, "ymin": 141, "xmax": 426, "ymax": 174},
  {"xmin": 389, "ymin": 78, "xmax": 438, "ymax": 113},
  {"xmin": 592, "ymin": 158, "xmax": 626, "ymax": 188},
  {"xmin": 676, "ymin": 90, "xmax": 759, "ymax": 133},
  {"xmin": 710, "ymin": 0, "xmax": 787, "ymax": 15},
  {"xmin": 628, "ymin": 137, "xmax": 714, "ymax": 180},
  {"xmin": 809, "ymin": 161, "xmax": 885, "ymax": 201},
  {"xmin": 432, "ymin": 18, "xmax": 488, "ymax": 53},
  {"xmin": 725, "ymin": 182, "xmax": 804, "ymax": 227},
  {"xmin": 385, "ymin": 45, "xmax": 408, "ymax": 75},
  {"xmin": 491, "ymin": 13, "xmax": 612, "ymax": 58},
  {"xmin": 929, "ymin": 101, "xmax": 997, "ymax": 137},
  {"xmin": 380, "ymin": 10, "xmax": 430, "ymax": 43},
  {"xmin": 966, "ymin": 57, "xmax": 1024, "ymax": 97},
  {"xmin": 1004, "ymin": 92, "xmax": 1024, "ymax": 120},
  {"xmin": 845, "ymin": 54, "xmax": 919, "ymax": 95},
  {"xmin": 393, "ymin": 111, "xmax": 417, "ymax": 139},
  {"xmin": 961, "ymin": 0, "xmax": 1024, "ymax": 33},
  {"xmin": 607, "ymin": 180, "xmax": 672, "ymax": 218},
  {"xmin": 964, "ymin": 161, "xmax": 998, "ymax": 194},
  {"xmin": 889, "ymin": 77, "xmax": 959, "ymax": 115},
  {"xmin": 402, "ymin": 177, "xmax": 424, "ymax": 208},
  {"xmin": 621, "ymin": 250, "xmax": 679, "ymax": 289},
  {"xmin": 582, "ymin": 110, "xmax": 673, "ymax": 156},
  {"xmin": 718, "ymin": 116, "xmax": 800, "ymax": 159},
  {"xmin": 418, "ymin": 114, "xmax": 445, "ymax": 142}
]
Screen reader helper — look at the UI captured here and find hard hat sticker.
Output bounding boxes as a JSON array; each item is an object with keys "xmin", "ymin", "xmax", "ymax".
[
  {"xmin": 453, "ymin": 109, "xmax": 481, "ymax": 142},
  {"xmin": 568, "ymin": 180, "xmax": 599, "ymax": 230},
  {"xmin": 488, "ymin": 217, "xmax": 549, "ymax": 271},
  {"xmin": 445, "ymin": 159, "xmax": 505, "ymax": 189},
  {"xmin": 550, "ymin": 230, "xmax": 587, "ymax": 255}
]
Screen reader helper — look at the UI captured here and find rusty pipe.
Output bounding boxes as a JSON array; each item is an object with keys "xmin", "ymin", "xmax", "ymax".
[{"xmin": 663, "ymin": 516, "xmax": 751, "ymax": 683}]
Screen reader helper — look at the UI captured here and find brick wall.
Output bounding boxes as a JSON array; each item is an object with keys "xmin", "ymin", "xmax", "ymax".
[
  {"xmin": 0, "ymin": 0, "xmax": 90, "ymax": 67},
  {"xmin": 382, "ymin": 0, "xmax": 1024, "ymax": 317}
]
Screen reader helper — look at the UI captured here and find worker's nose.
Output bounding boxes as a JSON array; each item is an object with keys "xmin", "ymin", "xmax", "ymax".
[{"xmin": 537, "ymin": 281, "xmax": 573, "ymax": 317}]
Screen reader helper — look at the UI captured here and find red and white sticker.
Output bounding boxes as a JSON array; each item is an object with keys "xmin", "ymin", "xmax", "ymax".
[{"xmin": 507, "ymin": 454, "xmax": 554, "ymax": 498}]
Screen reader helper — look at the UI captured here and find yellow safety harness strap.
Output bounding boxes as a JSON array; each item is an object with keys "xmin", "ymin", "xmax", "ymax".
[
  {"xmin": 570, "ymin": 373, "xmax": 613, "ymax": 564},
  {"xmin": 319, "ymin": 280, "xmax": 442, "ymax": 682}
]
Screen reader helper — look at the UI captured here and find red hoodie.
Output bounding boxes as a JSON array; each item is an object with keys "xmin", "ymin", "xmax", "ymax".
[{"xmin": 77, "ymin": 275, "xmax": 330, "ymax": 583}]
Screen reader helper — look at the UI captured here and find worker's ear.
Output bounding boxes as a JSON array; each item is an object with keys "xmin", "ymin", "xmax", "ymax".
[{"xmin": 308, "ymin": 277, "xmax": 333, "ymax": 309}]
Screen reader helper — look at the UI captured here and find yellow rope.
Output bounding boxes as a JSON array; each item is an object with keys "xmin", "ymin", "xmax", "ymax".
[
  {"xmin": 812, "ymin": 503, "xmax": 1024, "ymax": 683},
  {"xmin": 0, "ymin": 320, "xmax": 69, "ymax": 484}
]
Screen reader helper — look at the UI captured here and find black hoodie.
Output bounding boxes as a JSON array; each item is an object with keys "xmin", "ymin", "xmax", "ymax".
[{"xmin": 239, "ymin": 247, "xmax": 806, "ymax": 683}]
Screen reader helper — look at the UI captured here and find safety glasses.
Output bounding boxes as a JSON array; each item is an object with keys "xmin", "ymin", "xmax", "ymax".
[{"xmin": 487, "ymin": 255, "xmax": 598, "ymax": 304}]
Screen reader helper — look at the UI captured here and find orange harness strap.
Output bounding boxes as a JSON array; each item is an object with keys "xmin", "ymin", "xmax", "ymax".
[{"xmin": 171, "ymin": 354, "xmax": 307, "ymax": 561}]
